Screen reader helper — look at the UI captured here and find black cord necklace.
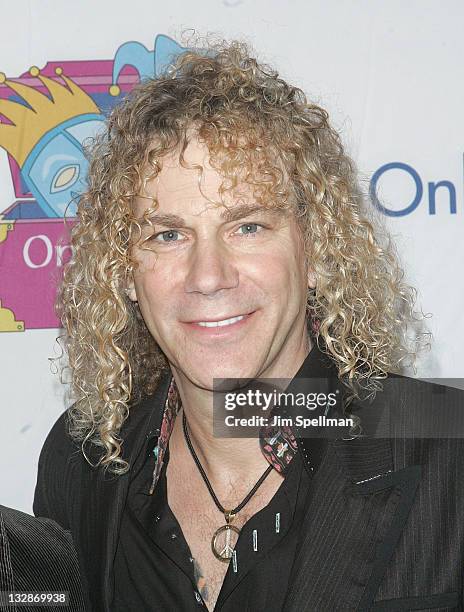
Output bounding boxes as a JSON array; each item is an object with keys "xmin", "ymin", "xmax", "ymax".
[{"xmin": 182, "ymin": 409, "xmax": 273, "ymax": 562}]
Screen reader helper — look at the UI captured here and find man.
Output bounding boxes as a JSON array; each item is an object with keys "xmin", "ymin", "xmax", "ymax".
[{"xmin": 33, "ymin": 39, "xmax": 464, "ymax": 611}]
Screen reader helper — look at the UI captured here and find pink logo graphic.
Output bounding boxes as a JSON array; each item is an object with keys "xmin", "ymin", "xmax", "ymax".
[{"xmin": 0, "ymin": 34, "xmax": 188, "ymax": 331}]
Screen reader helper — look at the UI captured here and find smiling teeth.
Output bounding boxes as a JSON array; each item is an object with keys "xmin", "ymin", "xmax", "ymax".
[{"xmin": 197, "ymin": 315, "xmax": 245, "ymax": 327}]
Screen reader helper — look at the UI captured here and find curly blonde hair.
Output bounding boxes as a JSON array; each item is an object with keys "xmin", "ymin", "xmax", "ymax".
[{"xmin": 58, "ymin": 36, "xmax": 428, "ymax": 474}]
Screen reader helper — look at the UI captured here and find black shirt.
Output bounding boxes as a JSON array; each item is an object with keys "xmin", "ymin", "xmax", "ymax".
[
  {"xmin": 111, "ymin": 342, "xmax": 339, "ymax": 611},
  {"xmin": 112, "ymin": 440, "xmax": 311, "ymax": 611}
]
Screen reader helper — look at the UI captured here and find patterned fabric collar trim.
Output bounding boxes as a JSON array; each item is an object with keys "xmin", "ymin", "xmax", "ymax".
[{"xmin": 149, "ymin": 377, "xmax": 298, "ymax": 495}]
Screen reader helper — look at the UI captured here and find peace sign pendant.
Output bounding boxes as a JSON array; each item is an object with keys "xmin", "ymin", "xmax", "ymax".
[{"xmin": 211, "ymin": 511, "xmax": 240, "ymax": 562}]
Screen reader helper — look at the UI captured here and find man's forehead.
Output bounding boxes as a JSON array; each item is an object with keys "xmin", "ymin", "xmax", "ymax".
[
  {"xmin": 134, "ymin": 134, "xmax": 294, "ymax": 219},
  {"xmin": 134, "ymin": 180, "xmax": 261, "ymax": 222},
  {"xmin": 136, "ymin": 160, "xmax": 267, "ymax": 220},
  {"xmin": 140, "ymin": 143, "xmax": 252, "ymax": 200}
]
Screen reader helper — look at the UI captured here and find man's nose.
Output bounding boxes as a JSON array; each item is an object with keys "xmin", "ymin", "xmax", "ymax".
[{"xmin": 184, "ymin": 238, "xmax": 239, "ymax": 295}]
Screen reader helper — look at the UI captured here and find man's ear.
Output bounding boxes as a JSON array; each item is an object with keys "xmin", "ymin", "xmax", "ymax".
[
  {"xmin": 307, "ymin": 268, "xmax": 317, "ymax": 290},
  {"xmin": 125, "ymin": 280, "xmax": 138, "ymax": 302}
]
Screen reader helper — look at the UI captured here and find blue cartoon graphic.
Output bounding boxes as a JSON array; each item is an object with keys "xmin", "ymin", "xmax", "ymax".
[
  {"xmin": 0, "ymin": 35, "xmax": 194, "ymax": 221},
  {"xmin": 0, "ymin": 67, "xmax": 105, "ymax": 218},
  {"xmin": 109, "ymin": 34, "xmax": 192, "ymax": 96}
]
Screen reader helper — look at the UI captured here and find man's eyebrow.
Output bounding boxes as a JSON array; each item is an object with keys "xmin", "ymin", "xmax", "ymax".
[
  {"xmin": 139, "ymin": 213, "xmax": 189, "ymax": 228},
  {"xmin": 220, "ymin": 203, "xmax": 284, "ymax": 223},
  {"xmin": 139, "ymin": 203, "xmax": 284, "ymax": 227}
]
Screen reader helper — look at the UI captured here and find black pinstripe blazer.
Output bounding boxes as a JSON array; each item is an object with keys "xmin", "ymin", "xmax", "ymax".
[
  {"xmin": 0, "ymin": 505, "xmax": 86, "ymax": 611},
  {"xmin": 33, "ymin": 347, "xmax": 464, "ymax": 611}
]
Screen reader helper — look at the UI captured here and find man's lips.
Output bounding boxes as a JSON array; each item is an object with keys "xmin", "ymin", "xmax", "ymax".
[
  {"xmin": 183, "ymin": 311, "xmax": 255, "ymax": 324},
  {"xmin": 180, "ymin": 311, "xmax": 257, "ymax": 333}
]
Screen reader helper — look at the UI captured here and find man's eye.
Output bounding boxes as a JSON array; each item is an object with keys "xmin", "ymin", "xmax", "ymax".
[
  {"xmin": 152, "ymin": 230, "xmax": 181, "ymax": 243},
  {"xmin": 236, "ymin": 223, "xmax": 264, "ymax": 236}
]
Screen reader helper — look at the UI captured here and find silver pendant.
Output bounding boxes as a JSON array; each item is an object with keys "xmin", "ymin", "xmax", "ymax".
[{"xmin": 211, "ymin": 511, "xmax": 240, "ymax": 562}]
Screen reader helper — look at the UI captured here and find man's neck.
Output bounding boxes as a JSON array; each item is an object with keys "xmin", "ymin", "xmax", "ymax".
[{"xmin": 167, "ymin": 333, "xmax": 312, "ymax": 489}]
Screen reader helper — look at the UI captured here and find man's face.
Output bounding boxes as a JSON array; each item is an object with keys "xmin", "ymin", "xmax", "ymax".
[{"xmin": 128, "ymin": 136, "xmax": 316, "ymax": 390}]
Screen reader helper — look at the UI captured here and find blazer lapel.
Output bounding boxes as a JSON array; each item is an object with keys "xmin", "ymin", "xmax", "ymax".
[
  {"xmin": 284, "ymin": 436, "xmax": 422, "ymax": 611},
  {"xmin": 78, "ymin": 368, "xmax": 173, "ymax": 612}
]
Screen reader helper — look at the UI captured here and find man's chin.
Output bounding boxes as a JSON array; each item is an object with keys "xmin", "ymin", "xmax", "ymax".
[{"xmin": 187, "ymin": 364, "xmax": 260, "ymax": 392}]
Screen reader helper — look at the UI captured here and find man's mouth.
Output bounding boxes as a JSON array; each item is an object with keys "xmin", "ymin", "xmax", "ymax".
[
  {"xmin": 197, "ymin": 314, "xmax": 246, "ymax": 328},
  {"xmin": 183, "ymin": 311, "xmax": 256, "ymax": 331}
]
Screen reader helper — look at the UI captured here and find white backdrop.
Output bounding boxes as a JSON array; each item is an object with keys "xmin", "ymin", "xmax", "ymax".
[{"xmin": 0, "ymin": 0, "xmax": 463, "ymax": 513}]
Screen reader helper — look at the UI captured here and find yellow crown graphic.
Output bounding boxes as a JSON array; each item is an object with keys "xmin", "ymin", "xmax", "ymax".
[{"xmin": 0, "ymin": 66, "xmax": 100, "ymax": 167}]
